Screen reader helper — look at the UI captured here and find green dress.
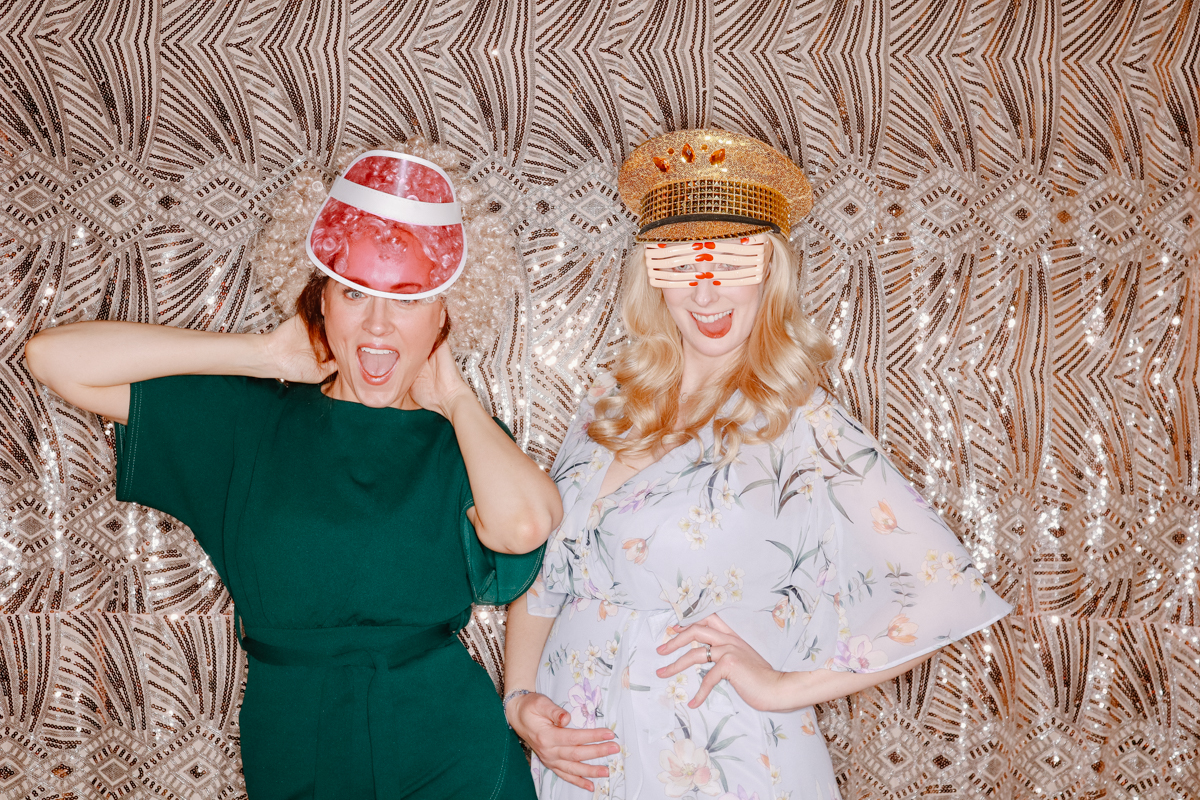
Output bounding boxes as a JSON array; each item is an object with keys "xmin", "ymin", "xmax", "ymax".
[{"xmin": 115, "ymin": 375, "xmax": 541, "ymax": 800}]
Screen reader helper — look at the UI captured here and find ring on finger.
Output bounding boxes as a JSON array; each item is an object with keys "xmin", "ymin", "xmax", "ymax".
[{"xmin": 705, "ymin": 643, "xmax": 713, "ymax": 663}]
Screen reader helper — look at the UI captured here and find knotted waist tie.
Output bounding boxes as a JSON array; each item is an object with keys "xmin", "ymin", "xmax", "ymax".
[{"xmin": 241, "ymin": 622, "xmax": 457, "ymax": 799}]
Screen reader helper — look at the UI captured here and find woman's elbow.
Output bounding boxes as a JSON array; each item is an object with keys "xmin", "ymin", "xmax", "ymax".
[
  {"xmin": 510, "ymin": 514, "xmax": 556, "ymax": 554},
  {"xmin": 24, "ymin": 332, "xmax": 54, "ymax": 386},
  {"xmin": 878, "ymin": 649, "xmax": 939, "ymax": 682},
  {"xmin": 486, "ymin": 510, "xmax": 558, "ymax": 555}
]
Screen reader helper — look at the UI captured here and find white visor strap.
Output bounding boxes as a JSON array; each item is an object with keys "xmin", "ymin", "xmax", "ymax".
[{"xmin": 328, "ymin": 177, "xmax": 463, "ymax": 227}]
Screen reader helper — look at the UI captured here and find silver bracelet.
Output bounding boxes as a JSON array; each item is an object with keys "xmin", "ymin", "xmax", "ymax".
[{"xmin": 502, "ymin": 689, "xmax": 532, "ymax": 729}]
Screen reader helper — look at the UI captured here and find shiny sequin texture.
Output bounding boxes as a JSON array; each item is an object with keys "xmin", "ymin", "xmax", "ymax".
[
  {"xmin": 618, "ymin": 129, "xmax": 814, "ymax": 241},
  {"xmin": 0, "ymin": 1, "xmax": 1198, "ymax": 798}
]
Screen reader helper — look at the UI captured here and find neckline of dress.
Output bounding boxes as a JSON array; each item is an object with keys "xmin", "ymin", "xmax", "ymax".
[
  {"xmin": 583, "ymin": 386, "xmax": 741, "ymax": 501},
  {"xmin": 591, "ymin": 435, "xmax": 697, "ymax": 502},
  {"xmin": 303, "ymin": 382, "xmax": 443, "ymax": 420}
]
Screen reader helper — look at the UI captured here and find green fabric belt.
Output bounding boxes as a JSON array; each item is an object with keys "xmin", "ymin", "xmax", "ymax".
[{"xmin": 242, "ymin": 623, "xmax": 457, "ymax": 799}]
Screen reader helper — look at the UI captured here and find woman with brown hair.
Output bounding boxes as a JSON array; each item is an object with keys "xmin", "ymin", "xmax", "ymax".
[
  {"xmin": 25, "ymin": 143, "xmax": 560, "ymax": 799},
  {"xmin": 502, "ymin": 130, "xmax": 1012, "ymax": 800}
]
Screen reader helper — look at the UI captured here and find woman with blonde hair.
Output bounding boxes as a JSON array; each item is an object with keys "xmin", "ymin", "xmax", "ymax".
[
  {"xmin": 26, "ymin": 141, "xmax": 559, "ymax": 799},
  {"xmin": 502, "ymin": 130, "xmax": 1012, "ymax": 799}
]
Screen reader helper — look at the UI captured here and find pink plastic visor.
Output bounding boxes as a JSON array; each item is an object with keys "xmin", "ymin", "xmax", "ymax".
[{"xmin": 306, "ymin": 150, "xmax": 467, "ymax": 300}]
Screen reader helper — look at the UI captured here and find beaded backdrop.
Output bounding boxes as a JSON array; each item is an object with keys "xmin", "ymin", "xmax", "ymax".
[{"xmin": 0, "ymin": 0, "xmax": 1198, "ymax": 798}]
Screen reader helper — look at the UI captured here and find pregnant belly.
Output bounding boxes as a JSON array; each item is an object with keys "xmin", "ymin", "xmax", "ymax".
[
  {"xmin": 536, "ymin": 608, "xmax": 837, "ymax": 800},
  {"xmin": 537, "ymin": 606, "xmax": 680, "ymax": 728}
]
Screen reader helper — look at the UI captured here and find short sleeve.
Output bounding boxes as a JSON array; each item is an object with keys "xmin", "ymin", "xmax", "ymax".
[
  {"xmin": 523, "ymin": 571, "xmax": 566, "ymax": 617},
  {"xmin": 114, "ymin": 375, "xmax": 251, "ymax": 552},
  {"xmin": 782, "ymin": 395, "xmax": 1013, "ymax": 674},
  {"xmin": 458, "ymin": 417, "xmax": 546, "ymax": 606}
]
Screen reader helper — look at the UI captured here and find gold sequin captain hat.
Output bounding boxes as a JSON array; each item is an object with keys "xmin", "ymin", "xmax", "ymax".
[{"xmin": 617, "ymin": 129, "xmax": 813, "ymax": 242}]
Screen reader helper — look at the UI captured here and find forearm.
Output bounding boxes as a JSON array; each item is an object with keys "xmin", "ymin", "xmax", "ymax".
[
  {"xmin": 446, "ymin": 392, "xmax": 563, "ymax": 554},
  {"xmin": 776, "ymin": 651, "xmax": 937, "ymax": 710},
  {"xmin": 28, "ymin": 321, "xmax": 273, "ymax": 389},
  {"xmin": 25, "ymin": 321, "xmax": 274, "ymax": 423},
  {"xmin": 504, "ymin": 594, "xmax": 615, "ymax": 790},
  {"xmin": 503, "ymin": 593, "xmax": 556, "ymax": 694}
]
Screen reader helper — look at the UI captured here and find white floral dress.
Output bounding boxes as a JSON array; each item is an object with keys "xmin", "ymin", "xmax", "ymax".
[{"xmin": 526, "ymin": 376, "xmax": 1013, "ymax": 800}]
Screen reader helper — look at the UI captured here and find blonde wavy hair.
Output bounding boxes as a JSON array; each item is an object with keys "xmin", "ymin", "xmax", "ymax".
[
  {"xmin": 589, "ymin": 232, "xmax": 834, "ymax": 466},
  {"xmin": 250, "ymin": 138, "xmax": 520, "ymax": 354}
]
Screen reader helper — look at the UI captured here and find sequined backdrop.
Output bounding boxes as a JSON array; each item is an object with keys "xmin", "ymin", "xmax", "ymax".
[{"xmin": 0, "ymin": 0, "xmax": 1197, "ymax": 797}]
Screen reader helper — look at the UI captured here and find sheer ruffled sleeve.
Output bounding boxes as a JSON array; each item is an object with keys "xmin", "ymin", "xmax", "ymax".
[
  {"xmin": 525, "ymin": 373, "xmax": 616, "ymax": 618},
  {"xmin": 780, "ymin": 393, "xmax": 1013, "ymax": 673},
  {"xmin": 522, "ymin": 572, "xmax": 567, "ymax": 617}
]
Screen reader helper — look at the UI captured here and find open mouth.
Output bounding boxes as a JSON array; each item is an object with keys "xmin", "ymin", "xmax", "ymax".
[
  {"xmin": 357, "ymin": 345, "xmax": 399, "ymax": 384},
  {"xmin": 691, "ymin": 309, "xmax": 733, "ymax": 339}
]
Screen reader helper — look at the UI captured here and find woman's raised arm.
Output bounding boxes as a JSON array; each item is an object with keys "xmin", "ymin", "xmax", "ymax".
[
  {"xmin": 412, "ymin": 345, "xmax": 562, "ymax": 554},
  {"xmin": 25, "ymin": 316, "xmax": 333, "ymax": 424}
]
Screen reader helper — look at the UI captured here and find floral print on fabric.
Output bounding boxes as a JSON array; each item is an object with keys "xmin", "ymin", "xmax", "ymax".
[{"xmin": 528, "ymin": 376, "xmax": 1012, "ymax": 799}]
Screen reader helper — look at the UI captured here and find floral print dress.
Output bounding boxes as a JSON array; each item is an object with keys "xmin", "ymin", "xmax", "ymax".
[{"xmin": 526, "ymin": 376, "xmax": 1013, "ymax": 800}]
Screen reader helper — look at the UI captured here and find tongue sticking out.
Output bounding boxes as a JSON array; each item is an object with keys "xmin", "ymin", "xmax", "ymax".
[
  {"xmin": 358, "ymin": 347, "xmax": 399, "ymax": 379},
  {"xmin": 695, "ymin": 312, "xmax": 733, "ymax": 339}
]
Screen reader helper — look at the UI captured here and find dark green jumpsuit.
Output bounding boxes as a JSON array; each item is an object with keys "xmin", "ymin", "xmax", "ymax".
[{"xmin": 116, "ymin": 375, "xmax": 539, "ymax": 799}]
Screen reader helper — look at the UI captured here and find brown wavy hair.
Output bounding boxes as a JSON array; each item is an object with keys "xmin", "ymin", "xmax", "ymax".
[{"xmin": 588, "ymin": 232, "xmax": 834, "ymax": 466}]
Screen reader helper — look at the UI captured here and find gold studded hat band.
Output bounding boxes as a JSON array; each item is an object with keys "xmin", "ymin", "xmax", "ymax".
[{"xmin": 636, "ymin": 179, "xmax": 789, "ymax": 240}]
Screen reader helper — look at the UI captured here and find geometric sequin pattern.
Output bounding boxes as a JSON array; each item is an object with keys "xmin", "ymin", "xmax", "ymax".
[{"xmin": 0, "ymin": 1, "xmax": 1198, "ymax": 798}]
